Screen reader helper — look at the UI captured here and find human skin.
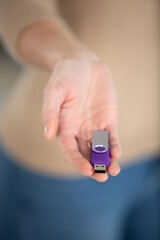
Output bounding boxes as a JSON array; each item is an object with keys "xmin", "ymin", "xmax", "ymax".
[{"xmin": 17, "ymin": 19, "xmax": 121, "ymax": 182}]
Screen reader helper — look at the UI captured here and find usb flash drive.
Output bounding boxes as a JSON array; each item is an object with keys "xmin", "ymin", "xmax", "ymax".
[{"xmin": 90, "ymin": 130, "xmax": 110, "ymax": 173}]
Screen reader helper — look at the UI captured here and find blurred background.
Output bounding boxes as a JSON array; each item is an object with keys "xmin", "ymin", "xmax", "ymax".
[{"xmin": 0, "ymin": 44, "xmax": 20, "ymax": 116}]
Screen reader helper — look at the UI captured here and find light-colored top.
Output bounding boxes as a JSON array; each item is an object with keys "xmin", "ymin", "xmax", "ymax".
[{"xmin": 0, "ymin": 0, "xmax": 159, "ymax": 176}]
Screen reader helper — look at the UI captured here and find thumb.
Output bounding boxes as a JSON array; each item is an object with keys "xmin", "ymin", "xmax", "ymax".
[{"xmin": 41, "ymin": 84, "xmax": 65, "ymax": 140}]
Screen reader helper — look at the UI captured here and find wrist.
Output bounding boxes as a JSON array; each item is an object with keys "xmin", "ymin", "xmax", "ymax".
[
  {"xmin": 47, "ymin": 46, "xmax": 99, "ymax": 69},
  {"xmin": 17, "ymin": 19, "xmax": 99, "ymax": 69}
]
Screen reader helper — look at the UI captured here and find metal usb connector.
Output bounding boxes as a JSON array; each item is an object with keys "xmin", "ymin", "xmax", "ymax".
[{"xmin": 94, "ymin": 164, "xmax": 106, "ymax": 173}]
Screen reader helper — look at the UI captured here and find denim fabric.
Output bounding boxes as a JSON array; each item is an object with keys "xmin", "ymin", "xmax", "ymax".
[{"xmin": 0, "ymin": 144, "xmax": 160, "ymax": 240}]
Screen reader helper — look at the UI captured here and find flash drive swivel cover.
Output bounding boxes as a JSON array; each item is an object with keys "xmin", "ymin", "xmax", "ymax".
[{"xmin": 90, "ymin": 130, "xmax": 110, "ymax": 173}]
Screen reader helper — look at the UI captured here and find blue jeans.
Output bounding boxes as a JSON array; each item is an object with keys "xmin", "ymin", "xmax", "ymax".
[{"xmin": 0, "ymin": 143, "xmax": 160, "ymax": 240}]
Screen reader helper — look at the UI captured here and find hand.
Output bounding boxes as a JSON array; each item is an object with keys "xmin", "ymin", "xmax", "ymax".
[{"xmin": 41, "ymin": 58, "xmax": 121, "ymax": 182}]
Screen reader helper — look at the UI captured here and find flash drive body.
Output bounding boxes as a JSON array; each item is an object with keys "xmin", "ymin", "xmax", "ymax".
[{"xmin": 90, "ymin": 131, "xmax": 110, "ymax": 173}]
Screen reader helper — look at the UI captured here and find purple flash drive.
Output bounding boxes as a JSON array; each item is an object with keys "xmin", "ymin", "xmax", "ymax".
[{"xmin": 90, "ymin": 130, "xmax": 110, "ymax": 173}]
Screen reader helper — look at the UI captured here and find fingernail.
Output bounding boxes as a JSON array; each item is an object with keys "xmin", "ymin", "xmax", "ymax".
[
  {"xmin": 112, "ymin": 169, "xmax": 120, "ymax": 176},
  {"xmin": 44, "ymin": 125, "xmax": 47, "ymax": 136}
]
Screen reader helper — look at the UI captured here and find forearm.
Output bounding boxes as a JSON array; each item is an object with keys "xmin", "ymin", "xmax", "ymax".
[{"xmin": 17, "ymin": 18, "xmax": 98, "ymax": 70}]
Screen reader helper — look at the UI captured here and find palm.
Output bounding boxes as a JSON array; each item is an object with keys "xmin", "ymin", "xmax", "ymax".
[{"xmin": 58, "ymin": 60, "xmax": 117, "ymax": 143}]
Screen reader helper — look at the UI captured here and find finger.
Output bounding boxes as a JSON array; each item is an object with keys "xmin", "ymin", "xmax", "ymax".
[
  {"xmin": 107, "ymin": 158, "xmax": 121, "ymax": 176},
  {"xmin": 77, "ymin": 138, "xmax": 90, "ymax": 160},
  {"xmin": 91, "ymin": 172, "xmax": 109, "ymax": 182},
  {"xmin": 109, "ymin": 126, "xmax": 122, "ymax": 159},
  {"xmin": 58, "ymin": 134, "xmax": 93, "ymax": 176},
  {"xmin": 41, "ymin": 84, "xmax": 65, "ymax": 140},
  {"xmin": 110, "ymin": 141, "xmax": 122, "ymax": 159}
]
